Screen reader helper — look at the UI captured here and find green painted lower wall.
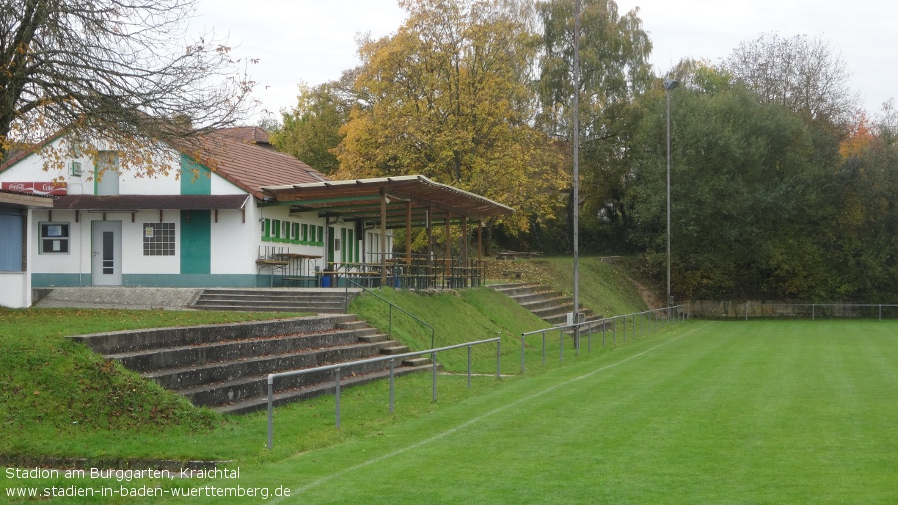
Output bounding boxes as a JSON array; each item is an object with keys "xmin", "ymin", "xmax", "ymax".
[
  {"xmin": 31, "ymin": 273, "xmax": 89, "ymax": 287},
  {"xmin": 31, "ymin": 273, "xmax": 275, "ymax": 288},
  {"xmin": 123, "ymin": 274, "xmax": 258, "ymax": 287}
]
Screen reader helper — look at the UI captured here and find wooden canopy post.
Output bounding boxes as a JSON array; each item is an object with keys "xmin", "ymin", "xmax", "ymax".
[
  {"xmin": 477, "ymin": 220, "xmax": 483, "ymax": 262},
  {"xmin": 381, "ymin": 192, "xmax": 388, "ymax": 286},
  {"xmin": 477, "ymin": 220, "xmax": 484, "ymax": 287},
  {"xmin": 405, "ymin": 200, "xmax": 412, "ymax": 267},
  {"xmin": 426, "ymin": 209, "xmax": 434, "ymax": 286},
  {"xmin": 461, "ymin": 216, "xmax": 468, "ymax": 263},
  {"xmin": 444, "ymin": 215, "xmax": 451, "ymax": 280},
  {"xmin": 461, "ymin": 216, "xmax": 469, "ymax": 287}
]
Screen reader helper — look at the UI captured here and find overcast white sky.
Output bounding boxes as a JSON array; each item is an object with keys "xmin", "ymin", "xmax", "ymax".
[{"xmin": 193, "ymin": 0, "xmax": 897, "ymax": 124}]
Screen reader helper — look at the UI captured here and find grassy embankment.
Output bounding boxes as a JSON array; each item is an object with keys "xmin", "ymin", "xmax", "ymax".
[{"xmin": 0, "ymin": 257, "xmax": 650, "ymax": 500}]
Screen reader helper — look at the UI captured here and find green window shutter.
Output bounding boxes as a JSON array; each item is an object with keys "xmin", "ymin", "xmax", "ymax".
[{"xmin": 262, "ymin": 218, "xmax": 272, "ymax": 242}]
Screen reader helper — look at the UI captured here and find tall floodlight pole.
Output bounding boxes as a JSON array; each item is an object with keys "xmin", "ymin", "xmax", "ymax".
[
  {"xmin": 664, "ymin": 78, "xmax": 679, "ymax": 306},
  {"xmin": 572, "ymin": 0, "xmax": 581, "ymax": 346}
]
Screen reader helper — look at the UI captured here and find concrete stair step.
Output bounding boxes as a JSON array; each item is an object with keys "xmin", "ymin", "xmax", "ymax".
[
  {"xmin": 68, "ymin": 315, "xmax": 358, "ymax": 354},
  {"xmin": 144, "ymin": 342, "xmax": 386, "ymax": 392},
  {"xmin": 107, "ymin": 327, "xmax": 379, "ymax": 373},
  {"xmin": 510, "ymin": 291, "xmax": 564, "ymax": 304},
  {"xmin": 358, "ymin": 334, "xmax": 390, "ymax": 344},
  {"xmin": 401, "ymin": 357, "xmax": 432, "ymax": 367},
  {"xmin": 520, "ymin": 297, "xmax": 571, "ymax": 312},
  {"xmin": 178, "ymin": 358, "xmax": 401, "ymax": 409},
  {"xmin": 336, "ymin": 320, "xmax": 370, "ymax": 331},
  {"xmin": 380, "ymin": 344, "xmax": 411, "ymax": 356},
  {"xmin": 486, "ymin": 282, "xmax": 531, "ymax": 290},
  {"xmin": 191, "ymin": 288, "xmax": 356, "ymax": 314},
  {"xmin": 490, "ymin": 285, "xmax": 543, "ymax": 297},
  {"xmin": 193, "ymin": 299, "xmax": 345, "ymax": 309},
  {"xmin": 543, "ymin": 310, "xmax": 600, "ymax": 326},
  {"xmin": 487, "ymin": 282, "xmax": 550, "ymax": 296},
  {"xmin": 531, "ymin": 304, "xmax": 575, "ymax": 317},
  {"xmin": 199, "ymin": 288, "xmax": 358, "ymax": 296},
  {"xmin": 194, "ymin": 304, "xmax": 344, "ymax": 313},
  {"xmin": 491, "ymin": 284, "xmax": 604, "ymax": 327},
  {"xmin": 74, "ymin": 308, "xmax": 433, "ymax": 414},
  {"xmin": 197, "ymin": 292, "xmax": 346, "ymax": 300}
]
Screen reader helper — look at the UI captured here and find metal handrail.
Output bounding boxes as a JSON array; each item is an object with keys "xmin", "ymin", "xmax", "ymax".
[
  {"xmin": 519, "ymin": 305, "xmax": 687, "ymax": 373},
  {"xmin": 266, "ymin": 336, "xmax": 502, "ymax": 449},
  {"xmin": 337, "ymin": 264, "xmax": 436, "ymax": 349}
]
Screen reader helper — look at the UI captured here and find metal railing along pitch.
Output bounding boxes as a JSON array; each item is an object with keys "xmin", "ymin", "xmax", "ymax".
[
  {"xmin": 519, "ymin": 305, "xmax": 687, "ymax": 373},
  {"xmin": 266, "ymin": 337, "xmax": 502, "ymax": 449},
  {"xmin": 341, "ymin": 270, "xmax": 435, "ymax": 348}
]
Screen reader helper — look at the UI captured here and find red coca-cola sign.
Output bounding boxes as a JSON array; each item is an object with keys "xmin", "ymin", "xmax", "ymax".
[{"xmin": 1, "ymin": 182, "xmax": 67, "ymax": 196}]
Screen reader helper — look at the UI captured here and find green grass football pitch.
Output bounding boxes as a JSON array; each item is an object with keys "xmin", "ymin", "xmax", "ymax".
[{"xmin": 169, "ymin": 320, "xmax": 898, "ymax": 504}]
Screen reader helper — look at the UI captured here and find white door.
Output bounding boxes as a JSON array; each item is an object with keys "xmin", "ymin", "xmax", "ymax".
[{"xmin": 91, "ymin": 221, "xmax": 122, "ymax": 285}]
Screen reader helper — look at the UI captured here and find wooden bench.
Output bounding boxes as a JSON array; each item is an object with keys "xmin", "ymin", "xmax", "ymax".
[{"xmin": 256, "ymin": 259, "xmax": 288, "ymax": 286}]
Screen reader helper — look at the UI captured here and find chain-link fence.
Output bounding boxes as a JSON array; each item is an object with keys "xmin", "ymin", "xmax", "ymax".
[{"xmin": 689, "ymin": 301, "xmax": 898, "ymax": 320}]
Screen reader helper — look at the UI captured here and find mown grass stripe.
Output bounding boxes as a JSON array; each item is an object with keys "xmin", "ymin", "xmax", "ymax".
[
  {"xmin": 261, "ymin": 323, "xmax": 714, "ymax": 503},
  {"xmin": 239, "ymin": 321, "xmax": 898, "ymax": 505}
]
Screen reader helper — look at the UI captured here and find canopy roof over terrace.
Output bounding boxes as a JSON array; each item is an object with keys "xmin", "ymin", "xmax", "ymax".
[
  {"xmin": 260, "ymin": 175, "xmax": 513, "ymax": 227},
  {"xmin": 261, "ymin": 175, "xmax": 514, "ymax": 287}
]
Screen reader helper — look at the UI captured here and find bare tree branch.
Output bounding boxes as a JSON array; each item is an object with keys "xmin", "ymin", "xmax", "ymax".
[
  {"xmin": 0, "ymin": 0, "xmax": 257, "ymax": 172},
  {"xmin": 724, "ymin": 33, "xmax": 858, "ymax": 125}
]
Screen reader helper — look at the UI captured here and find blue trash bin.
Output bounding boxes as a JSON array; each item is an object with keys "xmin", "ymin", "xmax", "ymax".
[{"xmin": 321, "ymin": 275, "xmax": 331, "ymax": 288}]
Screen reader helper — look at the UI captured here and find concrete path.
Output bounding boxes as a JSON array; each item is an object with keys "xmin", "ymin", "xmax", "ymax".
[{"xmin": 33, "ymin": 287, "xmax": 203, "ymax": 310}]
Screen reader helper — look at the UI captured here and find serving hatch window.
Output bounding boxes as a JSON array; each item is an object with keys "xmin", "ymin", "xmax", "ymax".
[{"xmin": 39, "ymin": 222, "xmax": 70, "ymax": 254}]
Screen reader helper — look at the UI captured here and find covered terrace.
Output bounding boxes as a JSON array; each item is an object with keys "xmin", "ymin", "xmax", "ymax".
[{"xmin": 261, "ymin": 175, "xmax": 514, "ymax": 289}]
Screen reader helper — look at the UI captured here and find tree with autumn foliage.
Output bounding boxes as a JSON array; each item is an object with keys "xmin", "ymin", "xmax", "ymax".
[
  {"xmin": 334, "ymin": 0, "xmax": 567, "ymax": 237},
  {"xmin": 839, "ymin": 111, "xmax": 876, "ymax": 158},
  {"xmin": 821, "ymin": 103, "xmax": 898, "ymax": 300}
]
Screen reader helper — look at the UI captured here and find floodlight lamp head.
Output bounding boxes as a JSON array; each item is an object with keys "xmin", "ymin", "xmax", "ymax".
[{"xmin": 664, "ymin": 79, "xmax": 680, "ymax": 91}]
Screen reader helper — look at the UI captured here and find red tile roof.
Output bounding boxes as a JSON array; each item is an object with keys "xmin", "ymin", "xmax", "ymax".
[
  {"xmin": 195, "ymin": 132, "xmax": 329, "ymax": 200},
  {"xmin": 216, "ymin": 126, "xmax": 271, "ymax": 146},
  {"xmin": 1, "ymin": 127, "xmax": 330, "ymax": 201}
]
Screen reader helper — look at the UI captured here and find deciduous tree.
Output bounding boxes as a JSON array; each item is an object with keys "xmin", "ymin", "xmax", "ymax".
[
  {"xmin": 628, "ymin": 85, "xmax": 831, "ymax": 299},
  {"xmin": 0, "ymin": 0, "xmax": 255, "ymax": 174},
  {"xmin": 335, "ymin": 0, "xmax": 567, "ymax": 235},
  {"xmin": 536, "ymin": 0, "xmax": 654, "ymax": 251},
  {"xmin": 270, "ymin": 73, "xmax": 357, "ymax": 175}
]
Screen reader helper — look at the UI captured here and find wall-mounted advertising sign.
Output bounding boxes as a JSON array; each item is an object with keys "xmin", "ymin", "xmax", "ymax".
[{"xmin": 1, "ymin": 182, "xmax": 67, "ymax": 196}]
